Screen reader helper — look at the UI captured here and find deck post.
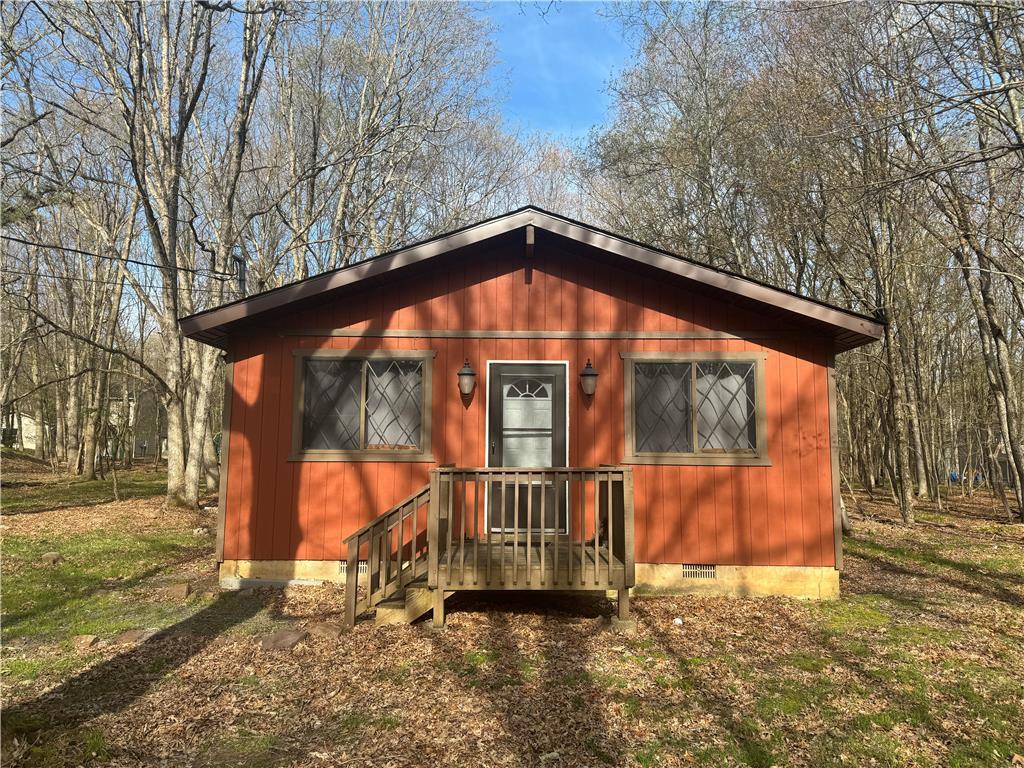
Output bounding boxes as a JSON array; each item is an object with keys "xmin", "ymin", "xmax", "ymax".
[
  {"xmin": 622, "ymin": 467, "xmax": 636, "ymax": 588},
  {"xmin": 427, "ymin": 469, "xmax": 440, "ymax": 589},
  {"xmin": 610, "ymin": 587, "xmax": 636, "ymax": 635},
  {"xmin": 432, "ymin": 587, "xmax": 445, "ymax": 628},
  {"xmin": 344, "ymin": 537, "xmax": 359, "ymax": 628}
]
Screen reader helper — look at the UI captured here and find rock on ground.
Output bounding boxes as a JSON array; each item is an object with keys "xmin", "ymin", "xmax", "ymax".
[
  {"xmin": 72, "ymin": 634, "xmax": 99, "ymax": 651},
  {"xmin": 260, "ymin": 629, "xmax": 308, "ymax": 651},
  {"xmin": 306, "ymin": 622, "xmax": 343, "ymax": 640},
  {"xmin": 166, "ymin": 582, "xmax": 191, "ymax": 600},
  {"xmin": 40, "ymin": 551, "xmax": 63, "ymax": 566},
  {"xmin": 112, "ymin": 628, "xmax": 158, "ymax": 644}
]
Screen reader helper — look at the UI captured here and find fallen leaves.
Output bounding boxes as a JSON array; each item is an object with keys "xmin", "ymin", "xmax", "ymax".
[{"xmin": 2, "ymin": 493, "xmax": 1022, "ymax": 767}]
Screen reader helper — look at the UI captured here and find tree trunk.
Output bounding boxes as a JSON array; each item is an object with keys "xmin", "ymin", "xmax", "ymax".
[
  {"xmin": 54, "ymin": 383, "xmax": 66, "ymax": 464},
  {"xmin": 181, "ymin": 346, "xmax": 219, "ymax": 507},
  {"xmin": 956, "ymin": 248, "xmax": 1024, "ymax": 519},
  {"xmin": 204, "ymin": 414, "xmax": 219, "ymax": 491},
  {"xmin": 31, "ymin": 349, "xmax": 45, "ymax": 460},
  {"xmin": 162, "ymin": 317, "xmax": 189, "ymax": 506},
  {"xmin": 882, "ymin": 322, "xmax": 915, "ymax": 523},
  {"xmin": 65, "ymin": 349, "xmax": 81, "ymax": 474}
]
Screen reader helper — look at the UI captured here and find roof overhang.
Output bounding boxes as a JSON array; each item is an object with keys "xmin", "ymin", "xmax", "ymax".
[{"xmin": 180, "ymin": 207, "xmax": 883, "ymax": 352}]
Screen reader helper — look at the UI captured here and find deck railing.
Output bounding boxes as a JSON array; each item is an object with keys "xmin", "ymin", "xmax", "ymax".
[
  {"xmin": 344, "ymin": 466, "xmax": 635, "ymax": 627},
  {"xmin": 428, "ymin": 467, "xmax": 635, "ymax": 592}
]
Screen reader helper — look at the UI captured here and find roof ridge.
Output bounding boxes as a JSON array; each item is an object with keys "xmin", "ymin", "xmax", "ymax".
[{"xmin": 180, "ymin": 207, "xmax": 883, "ymax": 352}]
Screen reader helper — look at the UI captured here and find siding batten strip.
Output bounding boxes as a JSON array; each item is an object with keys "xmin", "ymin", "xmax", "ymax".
[
  {"xmin": 827, "ymin": 354, "xmax": 843, "ymax": 571},
  {"xmin": 215, "ymin": 356, "xmax": 234, "ymax": 563},
  {"xmin": 283, "ymin": 328, "xmax": 779, "ymax": 341}
]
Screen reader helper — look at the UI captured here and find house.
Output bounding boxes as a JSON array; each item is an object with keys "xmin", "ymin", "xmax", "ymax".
[
  {"xmin": 180, "ymin": 207, "xmax": 882, "ymax": 628},
  {"xmin": 126, "ymin": 389, "xmax": 167, "ymax": 461},
  {"xmin": 1, "ymin": 409, "xmax": 49, "ymax": 453}
]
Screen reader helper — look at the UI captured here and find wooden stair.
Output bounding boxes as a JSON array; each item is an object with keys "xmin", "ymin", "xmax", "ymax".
[{"xmin": 373, "ymin": 576, "xmax": 452, "ymax": 626}]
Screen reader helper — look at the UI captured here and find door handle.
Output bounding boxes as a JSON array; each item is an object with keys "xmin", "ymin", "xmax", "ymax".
[{"xmin": 490, "ymin": 441, "xmax": 495, "ymax": 455}]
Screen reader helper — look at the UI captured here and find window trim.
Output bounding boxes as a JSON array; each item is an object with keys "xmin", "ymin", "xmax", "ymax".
[
  {"xmin": 290, "ymin": 349, "xmax": 434, "ymax": 462},
  {"xmin": 621, "ymin": 351, "xmax": 770, "ymax": 466}
]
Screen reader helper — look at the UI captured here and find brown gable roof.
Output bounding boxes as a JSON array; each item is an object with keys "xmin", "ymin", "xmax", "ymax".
[{"xmin": 179, "ymin": 206, "xmax": 883, "ymax": 352}]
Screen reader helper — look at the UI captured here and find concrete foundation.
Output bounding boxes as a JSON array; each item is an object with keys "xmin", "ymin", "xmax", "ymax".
[
  {"xmin": 632, "ymin": 563, "xmax": 839, "ymax": 599},
  {"xmin": 219, "ymin": 560, "xmax": 839, "ymax": 599}
]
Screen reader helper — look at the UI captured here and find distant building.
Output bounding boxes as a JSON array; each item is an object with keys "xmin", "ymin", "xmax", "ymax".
[
  {"xmin": 130, "ymin": 389, "xmax": 167, "ymax": 459},
  {"xmin": 1, "ymin": 409, "xmax": 50, "ymax": 452}
]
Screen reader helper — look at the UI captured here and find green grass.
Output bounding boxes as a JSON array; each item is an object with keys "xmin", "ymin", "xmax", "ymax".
[
  {"xmin": 29, "ymin": 730, "xmax": 112, "ymax": 767},
  {"xmin": 1, "ymin": 653, "xmax": 88, "ymax": 684},
  {"xmin": 333, "ymin": 710, "xmax": 402, "ymax": 742},
  {"xmin": 781, "ymin": 650, "xmax": 829, "ymax": 672},
  {"xmin": 1, "ymin": 528, "xmax": 205, "ymax": 644},
  {"xmin": 816, "ymin": 593, "xmax": 891, "ymax": 634},
  {"xmin": 755, "ymin": 677, "xmax": 832, "ymax": 718},
  {"xmin": 457, "ymin": 647, "xmax": 499, "ymax": 676},
  {"xmin": 692, "ymin": 718, "xmax": 779, "ymax": 768},
  {"xmin": 846, "ymin": 535, "xmax": 1024, "ymax": 582},
  {"xmin": 200, "ymin": 728, "xmax": 282, "ymax": 768},
  {"xmin": 0, "ymin": 469, "xmax": 167, "ymax": 514}
]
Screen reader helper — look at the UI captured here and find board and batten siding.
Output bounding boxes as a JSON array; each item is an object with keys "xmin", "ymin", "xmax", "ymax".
[{"xmin": 221, "ymin": 241, "xmax": 837, "ymax": 569}]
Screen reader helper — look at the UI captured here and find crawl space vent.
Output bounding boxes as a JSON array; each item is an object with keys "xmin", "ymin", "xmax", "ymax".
[
  {"xmin": 338, "ymin": 561, "xmax": 369, "ymax": 576},
  {"xmin": 681, "ymin": 564, "xmax": 717, "ymax": 580}
]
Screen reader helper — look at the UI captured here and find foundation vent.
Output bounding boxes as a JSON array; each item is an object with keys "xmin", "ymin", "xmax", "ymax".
[
  {"xmin": 681, "ymin": 564, "xmax": 717, "ymax": 580},
  {"xmin": 338, "ymin": 561, "xmax": 369, "ymax": 576}
]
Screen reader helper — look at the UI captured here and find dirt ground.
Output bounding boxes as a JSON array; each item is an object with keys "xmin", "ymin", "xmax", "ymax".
[{"xmin": 2, "ymin": 491, "xmax": 1022, "ymax": 767}]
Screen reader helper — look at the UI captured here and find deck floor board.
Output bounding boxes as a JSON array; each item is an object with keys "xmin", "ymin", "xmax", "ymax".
[{"xmin": 437, "ymin": 540, "xmax": 625, "ymax": 590}]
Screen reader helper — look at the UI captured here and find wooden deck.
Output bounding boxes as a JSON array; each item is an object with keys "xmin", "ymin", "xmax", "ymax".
[
  {"xmin": 343, "ymin": 467, "xmax": 635, "ymax": 627},
  {"xmin": 438, "ymin": 540, "xmax": 626, "ymax": 590}
]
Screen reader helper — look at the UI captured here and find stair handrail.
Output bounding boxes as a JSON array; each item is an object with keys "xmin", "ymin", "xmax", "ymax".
[
  {"xmin": 341, "ymin": 484, "xmax": 433, "ymax": 544},
  {"xmin": 343, "ymin": 482, "xmax": 431, "ymax": 628}
]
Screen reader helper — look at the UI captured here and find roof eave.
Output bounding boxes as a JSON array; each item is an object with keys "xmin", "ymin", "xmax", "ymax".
[{"xmin": 179, "ymin": 207, "xmax": 884, "ymax": 351}]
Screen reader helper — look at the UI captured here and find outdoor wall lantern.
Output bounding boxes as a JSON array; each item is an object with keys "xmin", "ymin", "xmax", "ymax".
[
  {"xmin": 579, "ymin": 359, "xmax": 599, "ymax": 396},
  {"xmin": 457, "ymin": 359, "xmax": 477, "ymax": 396}
]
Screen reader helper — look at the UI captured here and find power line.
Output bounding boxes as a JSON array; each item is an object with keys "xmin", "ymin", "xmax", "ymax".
[
  {"xmin": 1, "ymin": 234, "xmax": 235, "ymax": 278},
  {"xmin": 1, "ymin": 266, "xmax": 236, "ymax": 296}
]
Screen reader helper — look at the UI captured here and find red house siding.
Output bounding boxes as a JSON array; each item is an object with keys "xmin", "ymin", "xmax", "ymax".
[{"xmin": 221, "ymin": 242, "xmax": 837, "ymax": 569}]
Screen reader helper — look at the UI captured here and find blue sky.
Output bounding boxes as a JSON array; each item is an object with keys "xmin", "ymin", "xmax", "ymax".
[{"xmin": 476, "ymin": 2, "xmax": 632, "ymax": 141}]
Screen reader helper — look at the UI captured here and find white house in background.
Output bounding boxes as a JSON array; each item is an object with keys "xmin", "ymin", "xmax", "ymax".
[{"xmin": 1, "ymin": 410, "xmax": 49, "ymax": 452}]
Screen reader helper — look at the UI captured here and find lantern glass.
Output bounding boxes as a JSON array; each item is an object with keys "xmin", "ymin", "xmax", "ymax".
[
  {"xmin": 457, "ymin": 360, "xmax": 476, "ymax": 395},
  {"xmin": 580, "ymin": 359, "xmax": 599, "ymax": 396}
]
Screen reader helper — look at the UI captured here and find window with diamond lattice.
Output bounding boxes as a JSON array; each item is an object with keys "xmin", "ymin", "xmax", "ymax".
[
  {"xmin": 696, "ymin": 362, "xmax": 756, "ymax": 451},
  {"xmin": 634, "ymin": 363, "xmax": 693, "ymax": 453},
  {"xmin": 302, "ymin": 359, "xmax": 361, "ymax": 450},
  {"xmin": 365, "ymin": 360, "xmax": 422, "ymax": 449},
  {"xmin": 297, "ymin": 355, "xmax": 426, "ymax": 455},
  {"xmin": 626, "ymin": 355, "xmax": 765, "ymax": 463}
]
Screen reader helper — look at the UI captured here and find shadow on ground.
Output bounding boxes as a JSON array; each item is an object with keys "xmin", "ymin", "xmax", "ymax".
[{"xmin": 2, "ymin": 593, "xmax": 263, "ymax": 748}]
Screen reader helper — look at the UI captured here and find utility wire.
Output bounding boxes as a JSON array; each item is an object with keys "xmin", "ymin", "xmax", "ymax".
[
  {"xmin": 1, "ymin": 266, "xmax": 237, "ymax": 295},
  {"xmin": 1, "ymin": 234, "xmax": 235, "ymax": 278}
]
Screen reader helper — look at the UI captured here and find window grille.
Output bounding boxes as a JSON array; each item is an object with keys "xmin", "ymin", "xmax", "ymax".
[
  {"xmin": 300, "ymin": 357, "xmax": 424, "ymax": 452},
  {"xmin": 365, "ymin": 360, "xmax": 423, "ymax": 449},
  {"xmin": 303, "ymin": 359, "xmax": 361, "ymax": 450},
  {"xmin": 696, "ymin": 362, "xmax": 756, "ymax": 452},
  {"xmin": 634, "ymin": 363, "xmax": 693, "ymax": 453},
  {"xmin": 628, "ymin": 356, "xmax": 762, "ymax": 460},
  {"xmin": 505, "ymin": 378, "xmax": 551, "ymax": 399}
]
